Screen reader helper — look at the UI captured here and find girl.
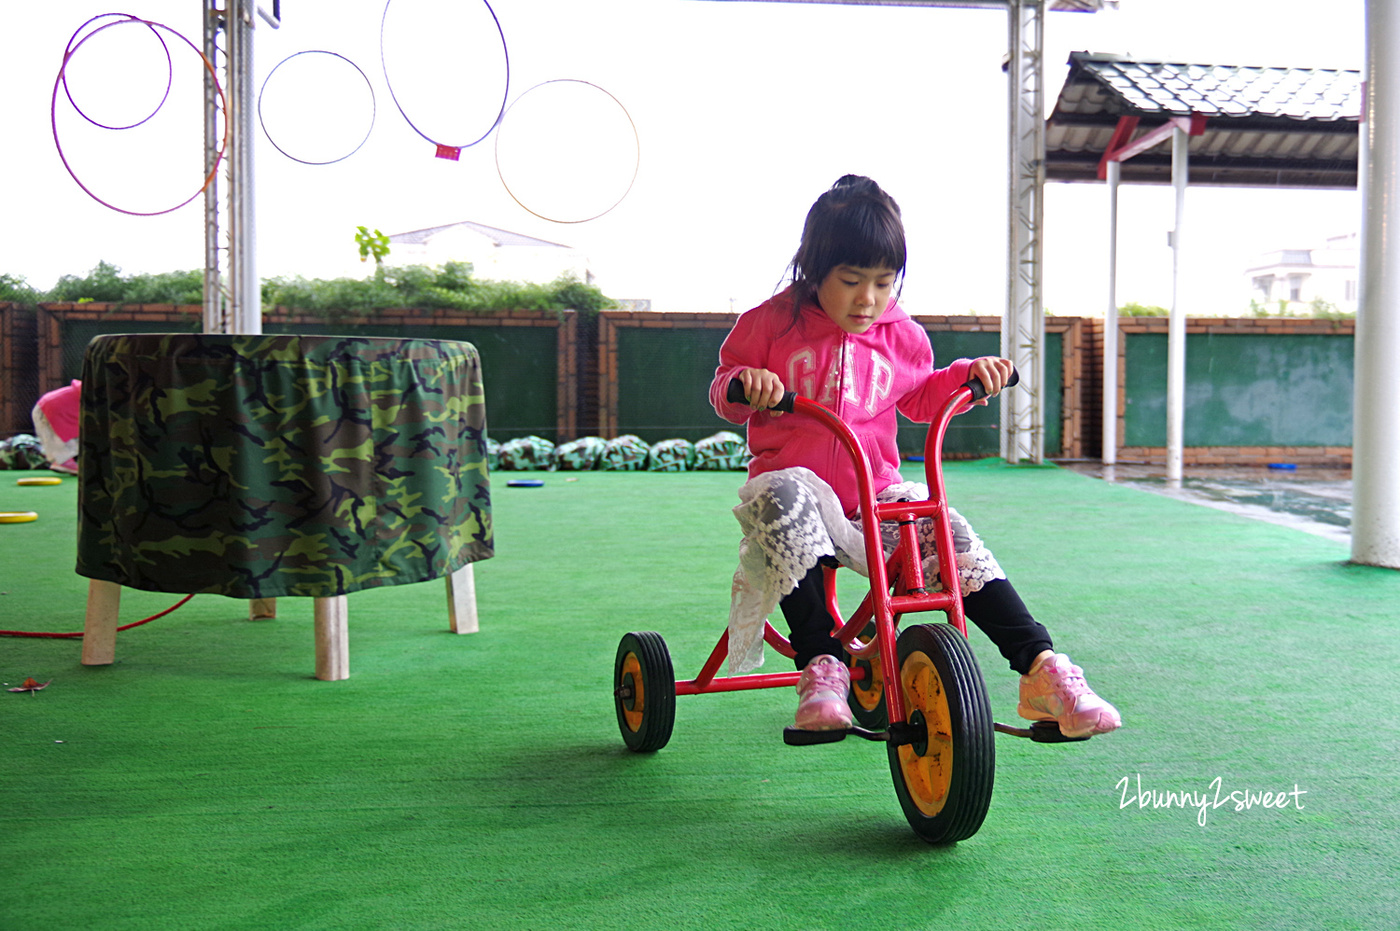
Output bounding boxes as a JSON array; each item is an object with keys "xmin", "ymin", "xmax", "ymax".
[{"xmin": 709, "ymin": 175, "xmax": 1120, "ymax": 739}]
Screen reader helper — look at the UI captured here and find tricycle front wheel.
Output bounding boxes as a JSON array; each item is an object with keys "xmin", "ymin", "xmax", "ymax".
[{"xmin": 887, "ymin": 622, "xmax": 995, "ymax": 844}]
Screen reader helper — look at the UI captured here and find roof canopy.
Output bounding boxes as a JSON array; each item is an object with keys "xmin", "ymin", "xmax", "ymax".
[
  {"xmin": 1047, "ymin": 51, "xmax": 1360, "ymax": 188},
  {"xmin": 389, "ymin": 221, "xmax": 572, "ymax": 250},
  {"xmin": 690, "ymin": 1, "xmax": 1110, "ymax": 9}
]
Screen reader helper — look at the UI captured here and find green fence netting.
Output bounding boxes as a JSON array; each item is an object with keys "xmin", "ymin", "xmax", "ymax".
[{"xmin": 1123, "ymin": 331, "xmax": 1353, "ymax": 447}]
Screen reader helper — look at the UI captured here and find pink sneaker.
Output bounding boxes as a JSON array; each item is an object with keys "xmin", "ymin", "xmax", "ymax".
[
  {"xmin": 1018, "ymin": 653, "xmax": 1121, "ymax": 738},
  {"xmin": 795, "ymin": 655, "xmax": 853, "ymax": 731}
]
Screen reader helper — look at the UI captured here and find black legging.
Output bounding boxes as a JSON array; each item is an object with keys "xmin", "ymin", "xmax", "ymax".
[{"xmin": 780, "ymin": 564, "xmax": 1052, "ymax": 675}]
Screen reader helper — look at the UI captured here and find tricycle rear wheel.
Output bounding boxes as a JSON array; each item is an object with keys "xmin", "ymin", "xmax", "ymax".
[
  {"xmin": 614, "ymin": 631, "xmax": 676, "ymax": 752},
  {"xmin": 887, "ymin": 623, "xmax": 995, "ymax": 844},
  {"xmin": 847, "ymin": 618, "xmax": 888, "ymax": 729}
]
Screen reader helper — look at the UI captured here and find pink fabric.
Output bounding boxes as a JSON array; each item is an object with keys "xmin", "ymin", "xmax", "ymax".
[
  {"xmin": 710, "ymin": 289, "xmax": 974, "ymax": 516},
  {"xmin": 36, "ymin": 380, "xmax": 82, "ymax": 443}
]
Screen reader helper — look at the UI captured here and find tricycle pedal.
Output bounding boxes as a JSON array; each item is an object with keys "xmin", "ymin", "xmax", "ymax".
[
  {"xmin": 993, "ymin": 720, "xmax": 1091, "ymax": 743},
  {"xmin": 783, "ymin": 725, "xmax": 888, "ymax": 746}
]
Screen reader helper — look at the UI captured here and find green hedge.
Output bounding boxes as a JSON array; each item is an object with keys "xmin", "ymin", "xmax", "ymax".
[{"xmin": 3, "ymin": 261, "xmax": 613, "ymax": 317}]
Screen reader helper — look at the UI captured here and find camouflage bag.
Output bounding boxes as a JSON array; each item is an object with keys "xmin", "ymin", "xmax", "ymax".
[
  {"xmin": 694, "ymin": 431, "xmax": 750, "ymax": 471},
  {"xmin": 599, "ymin": 434, "xmax": 650, "ymax": 471},
  {"xmin": 553, "ymin": 436, "xmax": 605, "ymax": 471},
  {"xmin": 486, "ymin": 438, "xmax": 502, "ymax": 471},
  {"xmin": 647, "ymin": 438, "xmax": 695, "ymax": 472},
  {"xmin": 498, "ymin": 436, "xmax": 555, "ymax": 471},
  {"xmin": 0, "ymin": 434, "xmax": 46, "ymax": 470}
]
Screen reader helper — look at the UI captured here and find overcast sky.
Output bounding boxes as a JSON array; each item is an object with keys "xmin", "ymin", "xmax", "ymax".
[{"xmin": 1, "ymin": 0, "xmax": 1364, "ymax": 316}]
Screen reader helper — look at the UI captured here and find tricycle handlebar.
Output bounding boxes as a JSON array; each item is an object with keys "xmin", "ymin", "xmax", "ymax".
[
  {"xmin": 965, "ymin": 367, "xmax": 1019, "ymax": 402},
  {"xmin": 725, "ymin": 377, "xmax": 797, "ymax": 413},
  {"xmin": 725, "ymin": 367, "xmax": 1018, "ymax": 412}
]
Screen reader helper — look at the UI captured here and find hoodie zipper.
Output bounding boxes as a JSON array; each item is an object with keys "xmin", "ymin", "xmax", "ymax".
[{"xmin": 831, "ymin": 332, "xmax": 849, "ymax": 483}]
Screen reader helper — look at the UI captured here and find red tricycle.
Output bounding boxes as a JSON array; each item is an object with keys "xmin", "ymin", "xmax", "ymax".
[{"xmin": 612, "ymin": 374, "xmax": 1082, "ymax": 844}]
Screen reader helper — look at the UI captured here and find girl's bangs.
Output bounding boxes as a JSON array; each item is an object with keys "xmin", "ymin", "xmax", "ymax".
[{"xmin": 833, "ymin": 210, "xmax": 906, "ymax": 274}]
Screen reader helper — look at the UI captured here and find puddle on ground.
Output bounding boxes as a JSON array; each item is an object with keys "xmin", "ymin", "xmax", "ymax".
[{"xmin": 1058, "ymin": 462, "xmax": 1353, "ymax": 545}]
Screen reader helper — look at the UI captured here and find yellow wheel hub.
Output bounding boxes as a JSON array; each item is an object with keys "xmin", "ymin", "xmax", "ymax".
[
  {"xmin": 620, "ymin": 652, "xmax": 645, "ymax": 733},
  {"xmin": 850, "ymin": 645, "xmax": 884, "ymax": 712},
  {"xmin": 895, "ymin": 650, "xmax": 954, "ymax": 817}
]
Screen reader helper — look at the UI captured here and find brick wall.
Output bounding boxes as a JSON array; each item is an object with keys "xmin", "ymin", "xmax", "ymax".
[
  {"xmin": 0, "ymin": 302, "xmax": 1362, "ymax": 466},
  {"xmin": 1, "ymin": 303, "xmax": 39, "ymax": 436},
  {"xmin": 1080, "ymin": 317, "xmax": 1104, "ymax": 460},
  {"xmin": 31, "ymin": 303, "xmax": 577, "ymax": 440}
]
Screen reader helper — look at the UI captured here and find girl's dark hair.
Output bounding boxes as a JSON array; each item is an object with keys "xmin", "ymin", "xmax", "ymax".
[{"xmin": 785, "ymin": 175, "xmax": 907, "ymax": 324}]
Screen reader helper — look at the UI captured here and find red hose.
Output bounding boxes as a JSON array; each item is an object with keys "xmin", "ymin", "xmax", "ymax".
[{"xmin": 0, "ymin": 594, "xmax": 195, "ymax": 638}]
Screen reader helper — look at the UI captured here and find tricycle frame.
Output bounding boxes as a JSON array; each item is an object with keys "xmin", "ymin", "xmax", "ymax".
[{"xmin": 672, "ymin": 383, "xmax": 979, "ymax": 741}]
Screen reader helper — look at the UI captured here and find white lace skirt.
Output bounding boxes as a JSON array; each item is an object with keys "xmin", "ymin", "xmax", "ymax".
[
  {"xmin": 31, "ymin": 403, "xmax": 78, "ymax": 467},
  {"xmin": 727, "ymin": 466, "xmax": 1004, "ymax": 674}
]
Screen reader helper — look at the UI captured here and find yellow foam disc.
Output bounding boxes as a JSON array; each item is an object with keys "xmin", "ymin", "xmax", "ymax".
[
  {"xmin": 17, "ymin": 477, "xmax": 63, "ymax": 486},
  {"xmin": 0, "ymin": 511, "xmax": 38, "ymax": 524}
]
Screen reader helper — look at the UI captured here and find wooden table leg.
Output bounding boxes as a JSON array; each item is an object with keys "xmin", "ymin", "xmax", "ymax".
[
  {"xmin": 81, "ymin": 580, "xmax": 122, "ymax": 666},
  {"xmin": 314, "ymin": 596, "xmax": 349, "ymax": 681},
  {"xmin": 446, "ymin": 563, "xmax": 478, "ymax": 634}
]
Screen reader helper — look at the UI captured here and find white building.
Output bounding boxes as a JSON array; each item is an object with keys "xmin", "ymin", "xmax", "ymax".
[
  {"xmin": 388, "ymin": 220, "xmax": 591, "ymax": 285},
  {"xmin": 1246, "ymin": 232, "xmax": 1358, "ymax": 314}
]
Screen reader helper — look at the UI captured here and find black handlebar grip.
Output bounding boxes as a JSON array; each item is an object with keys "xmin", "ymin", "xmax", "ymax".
[
  {"xmin": 964, "ymin": 367, "xmax": 1020, "ymax": 403},
  {"xmin": 727, "ymin": 377, "xmax": 797, "ymax": 414}
]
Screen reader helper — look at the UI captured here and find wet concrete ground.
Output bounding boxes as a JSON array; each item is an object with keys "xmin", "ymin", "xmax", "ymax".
[{"xmin": 1057, "ymin": 461, "xmax": 1353, "ymax": 545}]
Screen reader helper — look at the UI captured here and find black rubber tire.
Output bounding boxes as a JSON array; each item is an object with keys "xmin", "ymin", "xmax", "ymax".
[
  {"xmin": 886, "ymin": 623, "xmax": 995, "ymax": 844},
  {"xmin": 614, "ymin": 631, "xmax": 676, "ymax": 752},
  {"xmin": 847, "ymin": 618, "xmax": 889, "ymax": 729}
]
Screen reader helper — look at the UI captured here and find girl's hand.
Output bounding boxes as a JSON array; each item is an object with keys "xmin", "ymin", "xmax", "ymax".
[
  {"xmin": 739, "ymin": 367, "xmax": 786, "ymax": 412},
  {"xmin": 968, "ymin": 356, "xmax": 1015, "ymax": 402}
]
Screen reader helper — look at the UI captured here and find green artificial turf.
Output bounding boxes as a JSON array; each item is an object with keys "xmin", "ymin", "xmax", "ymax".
[{"xmin": 2, "ymin": 464, "xmax": 1398, "ymax": 930}]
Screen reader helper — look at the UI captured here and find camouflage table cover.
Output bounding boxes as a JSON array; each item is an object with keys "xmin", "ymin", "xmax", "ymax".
[{"xmin": 76, "ymin": 333, "xmax": 492, "ymax": 599}]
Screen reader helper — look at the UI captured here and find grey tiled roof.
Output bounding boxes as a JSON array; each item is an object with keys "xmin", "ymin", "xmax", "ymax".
[
  {"xmin": 1046, "ymin": 52, "xmax": 1359, "ymax": 188},
  {"xmin": 1068, "ymin": 52, "xmax": 1360, "ymax": 122}
]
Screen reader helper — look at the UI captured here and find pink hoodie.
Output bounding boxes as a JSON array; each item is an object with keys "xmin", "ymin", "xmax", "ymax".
[
  {"xmin": 710, "ymin": 288, "xmax": 974, "ymax": 516},
  {"xmin": 35, "ymin": 380, "xmax": 82, "ymax": 443}
]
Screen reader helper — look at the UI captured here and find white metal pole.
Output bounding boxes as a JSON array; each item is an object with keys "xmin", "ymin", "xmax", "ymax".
[
  {"xmin": 227, "ymin": 0, "xmax": 261, "ymax": 336},
  {"xmin": 1103, "ymin": 158, "xmax": 1120, "ymax": 466},
  {"xmin": 1353, "ymin": 0, "xmax": 1400, "ymax": 568},
  {"xmin": 1166, "ymin": 125, "xmax": 1188, "ymax": 484}
]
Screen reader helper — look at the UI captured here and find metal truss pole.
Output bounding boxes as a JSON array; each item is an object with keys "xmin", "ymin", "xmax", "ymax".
[
  {"xmin": 203, "ymin": 1, "xmax": 228, "ymax": 334},
  {"xmin": 203, "ymin": 0, "xmax": 266, "ymax": 336},
  {"xmin": 1003, "ymin": 0, "xmax": 1046, "ymax": 464}
]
